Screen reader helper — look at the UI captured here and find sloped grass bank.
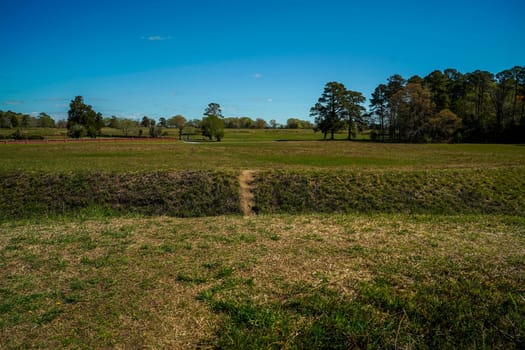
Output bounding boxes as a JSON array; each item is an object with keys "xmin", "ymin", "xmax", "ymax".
[
  {"xmin": 1, "ymin": 167, "xmax": 524, "ymax": 220},
  {"xmin": 254, "ymin": 167, "xmax": 525, "ymax": 215},
  {"xmin": 0, "ymin": 171, "xmax": 240, "ymax": 220}
]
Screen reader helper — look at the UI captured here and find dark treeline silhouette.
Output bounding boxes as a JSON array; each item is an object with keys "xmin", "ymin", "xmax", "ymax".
[{"xmin": 369, "ymin": 67, "xmax": 525, "ymax": 143}]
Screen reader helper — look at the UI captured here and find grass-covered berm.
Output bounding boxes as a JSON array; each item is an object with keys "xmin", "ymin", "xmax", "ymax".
[
  {"xmin": 1, "ymin": 166, "xmax": 524, "ymax": 220},
  {"xmin": 253, "ymin": 167, "xmax": 525, "ymax": 215},
  {"xmin": 0, "ymin": 171, "xmax": 240, "ymax": 220}
]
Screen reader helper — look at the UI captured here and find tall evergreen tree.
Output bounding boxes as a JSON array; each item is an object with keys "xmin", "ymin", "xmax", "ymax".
[
  {"xmin": 310, "ymin": 82, "xmax": 349, "ymax": 140},
  {"xmin": 464, "ymin": 70, "xmax": 495, "ymax": 141},
  {"xmin": 369, "ymin": 84, "xmax": 389, "ymax": 141},
  {"xmin": 204, "ymin": 103, "xmax": 223, "ymax": 118},
  {"xmin": 509, "ymin": 66, "xmax": 525, "ymax": 124},
  {"xmin": 423, "ymin": 70, "xmax": 451, "ymax": 113},
  {"xmin": 343, "ymin": 89, "xmax": 366, "ymax": 140},
  {"xmin": 385, "ymin": 74, "xmax": 406, "ymax": 141}
]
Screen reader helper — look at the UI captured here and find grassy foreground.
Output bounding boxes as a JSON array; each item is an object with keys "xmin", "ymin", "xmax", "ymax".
[{"xmin": 1, "ymin": 214, "xmax": 523, "ymax": 349}]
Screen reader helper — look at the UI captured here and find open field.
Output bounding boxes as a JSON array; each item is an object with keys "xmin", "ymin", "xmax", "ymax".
[
  {"xmin": 0, "ymin": 127, "xmax": 328, "ymax": 142},
  {"xmin": 0, "ymin": 129, "xmax": 524, "ymax": 173},
  {"xmin": 0, "ymin": 214, "xmax": 523, "ymax": 348},
  {"xmin": 0, "ymin": 127, "xmax": 334, "ymax": 142},
  {"xmin": 1, "ymin": 131, "xmax": 524, "ymax": 348},
  {"xmin": 1, "ymin": 135, "xmax": 524, "ymax": 219}
]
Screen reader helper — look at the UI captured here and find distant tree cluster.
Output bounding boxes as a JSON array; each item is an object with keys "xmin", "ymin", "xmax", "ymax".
[
  {"xmin": 223, "ymin": 116, "xmax": 268, "ymax": 129},
  {"xmin": 139, "ymin": 116, "xmax": 164, "ymax": 138},
  {"xmin": 368, "ymin": 67, "xmax": 525, "ymax": 143},
  {"xmin": 167, "ymin": 115, "xmax": 187, "ymax": 139},
  {"xmin": 285, "ymin": 118, "xmax": 313, "ymax": 129},
  {"xmin": 2, "ymin": 99, "xmax": 273, "ymax": 142},
  {"xmin": 104, "ymin": 115, "xmax": 141, "ymax": 136},
  {"xmin": 221, "ymin": 116, "xmax": 312, "ymax": 129},
  {"xmin": 0, "ymin": 110, "xmax": 56, "ymax": 129}
]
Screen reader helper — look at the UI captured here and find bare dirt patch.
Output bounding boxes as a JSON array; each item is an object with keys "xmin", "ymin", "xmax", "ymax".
[{"xmin": 239, "ymin": 170, "xmax": 256, "ymax": 216}]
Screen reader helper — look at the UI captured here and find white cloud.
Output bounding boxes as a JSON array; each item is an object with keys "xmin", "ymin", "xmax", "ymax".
[
  {"xmin": 34, "ymin": 97, "xmax": 69, "ymax": 102},
  {"xmin": 253, "ymin": 73, "xmax": 263, "ymax": 79},
  {"xmin": 2, "ymin": 100, "xmax": 23, "ymax": 105},
  {"xmin": 142, "ymin": 35, "xmax": 173, "ymax": 41},
  {"xmin": 126, "ymin": 113, "xmax": 141, "ymax": 120},
  {"xmin": 267, "ymin": 98, "xmax": 273, "ymax": 102},
  {"xmin": 88, "ymin": 97, "xmax": 111, "ymax": 102}
]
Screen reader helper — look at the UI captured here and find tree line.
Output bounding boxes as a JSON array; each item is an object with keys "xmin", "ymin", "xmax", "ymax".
[
  {"xmin": 311, "ymin": 66, "xmax": 525, "ymax": 143},
  {"xmin": 0, "ymin": 109, "xmax": 313, "ymax": 133},
  {"xmin": 1, "ymin": 98, "xmax": 313, "ymax": 142},
  {"xmin": 0, "ymin": 110, "xmax": 57, "ymax": 129},
  {"xmin": 367, "ymin": 66, "xmax": 525, "ymax": 142},
  {"xmin": 3, "ymin": 66, "xmax": 524, "ymax": 143}
]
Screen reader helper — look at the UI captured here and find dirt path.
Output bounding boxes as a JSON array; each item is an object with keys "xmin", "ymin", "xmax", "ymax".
[{"xmin": 239, "ymin": 170, "xmax": 256, "ymax": 217}]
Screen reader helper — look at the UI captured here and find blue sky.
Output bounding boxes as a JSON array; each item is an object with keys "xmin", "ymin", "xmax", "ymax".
[{"xmin": 1, "ymin": 0, "xmax": 524, "ymax": 123}]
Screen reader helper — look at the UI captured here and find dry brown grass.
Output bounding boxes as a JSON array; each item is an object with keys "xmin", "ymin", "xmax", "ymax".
[{"xmin": 0, "ymin": 214, "xmax": 523, "ymax": 348}]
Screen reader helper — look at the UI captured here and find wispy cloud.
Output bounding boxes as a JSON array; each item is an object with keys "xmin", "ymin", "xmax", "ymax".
[
  {"xmin": 142, "ymin": 35, "xmax": 173, "ymax": 41},
  {"xmin": 34, "ymin": 97, "xmax": 69, "ymax": 102},
  {"xmin": 267, "ymin": 98, "xmax": 273, "ymax": 102},
  {"xmin": 88, "ymin": 97, "xmax": 111, "ymax": 102},
  {"xmin": 50, "ymin": 112, "xmax": 67, "ymax": 119},
  {"xmin": 253, "ymin": 73, "xmax": 263, "ymax": 79},
  {"xmin": 2, "ymin": 100, "xmax": 23, "ymax": 105}
]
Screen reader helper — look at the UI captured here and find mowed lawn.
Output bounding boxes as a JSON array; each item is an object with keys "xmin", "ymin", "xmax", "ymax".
[
  {"xmin": 1, "ymin": 214, "xmax": 523, "ymax": 348},
  {"xmin": 0, "ymin": 129, "xmax": 524, "ymax": 172}
]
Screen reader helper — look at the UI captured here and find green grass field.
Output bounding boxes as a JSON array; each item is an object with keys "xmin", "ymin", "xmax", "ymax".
[
  {"xmin": 0, "ymin": 126, "xmax": 338, "ymax": 141},
  {"xmin": 0, "ymin": 128, "xmax": 524, "ymax": 172},
  {"xmin": 0, "ymin": 129, "xmax": 524, "ymax": 348}
]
